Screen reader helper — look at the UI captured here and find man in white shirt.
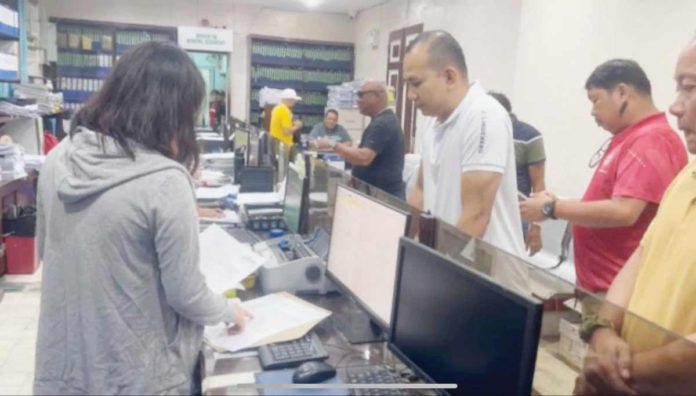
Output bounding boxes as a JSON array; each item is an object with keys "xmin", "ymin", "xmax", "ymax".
[{"xmin": 404, "ymin": 30, "xmax": 529, "ymax": 294}]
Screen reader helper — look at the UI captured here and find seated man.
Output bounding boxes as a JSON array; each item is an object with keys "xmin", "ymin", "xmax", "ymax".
[
  {"xmin": 309, "ymin": 109, "xmax": 352, "ymax": 147},
  {"xmin": 574, "ymin": 38, "xmax": 696, "ymax": 396}
]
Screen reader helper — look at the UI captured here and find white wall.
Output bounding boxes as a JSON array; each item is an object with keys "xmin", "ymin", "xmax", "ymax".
[
  {"xmin": 355, "ymin": 0, "xmax": 522, "ymax": 94},
  {"xmin": 511, "ymin": 0, "xmax": 696, "ymax": 197},
  {"xmin": 37, "ymin": 0, "xmax": 355, "ymax": 121}
]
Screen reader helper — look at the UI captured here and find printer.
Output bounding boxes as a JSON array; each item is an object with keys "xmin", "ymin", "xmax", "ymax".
[{"xmin": 254, "ymin": 228, "xmax": 335, "ymax": 295}]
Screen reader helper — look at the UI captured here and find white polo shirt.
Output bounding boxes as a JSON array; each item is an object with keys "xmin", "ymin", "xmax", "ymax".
[{"xmin": 420, "ymin": 81, "xmax": 529, "ymax": 294}]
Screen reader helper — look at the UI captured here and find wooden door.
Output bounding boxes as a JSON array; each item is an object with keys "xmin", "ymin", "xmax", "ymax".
[{"xmin": 385, "ymin": 24, "xmax": 423, "ymax": 153}]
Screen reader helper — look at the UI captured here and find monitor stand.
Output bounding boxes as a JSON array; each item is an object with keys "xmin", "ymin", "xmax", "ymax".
[{"xmin": 333, "ymin": 309, "xmax": 384, "ymax": 344}]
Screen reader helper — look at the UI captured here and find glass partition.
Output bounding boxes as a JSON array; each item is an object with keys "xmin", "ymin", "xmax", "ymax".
[{"xmin": 299, "ymin": 151, "xmax": 696, "ymax": 395}]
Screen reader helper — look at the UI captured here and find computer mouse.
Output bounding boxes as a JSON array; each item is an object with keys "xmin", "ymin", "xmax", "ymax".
[{"xmin": 292, "ymin": 360, "xmax": 336, "ymax": 384}]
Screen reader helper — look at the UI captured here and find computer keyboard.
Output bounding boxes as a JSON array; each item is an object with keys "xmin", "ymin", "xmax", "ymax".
[
  {"xmin": 348, "ymin": 365, "xmax": 410, "ymax": 396},
  {"xmin": 258, "ymin": 331, "xmax": 329, "ymax": 370}
]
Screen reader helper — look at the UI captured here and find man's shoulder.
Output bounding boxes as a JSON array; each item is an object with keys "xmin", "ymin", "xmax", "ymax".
[
  {"xmin": 371, "ymin": 110, "xmax": 401, "ymax": 130},
  {"xmin": 625, "ymin": 120, "xmax": 681, "ymax": 149},
  {"xmin": 461, "ymin": 93, "xmax": 510, "ymax": 125},
  {"xmin": 512, "ymin": 119, "xmax": 541, "ymax": 141}
]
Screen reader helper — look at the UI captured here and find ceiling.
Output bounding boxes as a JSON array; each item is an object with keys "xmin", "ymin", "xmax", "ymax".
[{"xmin": 222, "ymin": 0, "xmax": 388, "ymax": 15}]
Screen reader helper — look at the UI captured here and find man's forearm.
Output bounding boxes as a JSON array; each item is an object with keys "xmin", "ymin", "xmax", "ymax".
[
  {"xmin": 630, "ymin": 337, "xmax": 696, "ymax": 394},
  {"xmin": 407, "ymin": 186, "xmax": 424, "ymax": 211},
  {"xmin": 335, "ymin": 144, "xmax": 373, "ymax": 166},
  {"xmin": 456, "ymin": 209, "xmax": 490, "ymax": 239},
  {"xmin": 555, "ymin": 199, "xmax": 640, "ymax": 228}
]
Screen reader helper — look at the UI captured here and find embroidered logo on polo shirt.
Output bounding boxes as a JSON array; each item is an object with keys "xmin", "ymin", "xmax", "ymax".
[{"xmin": 478, "ymin": 111, "xmax": 487, "ymax": 153}]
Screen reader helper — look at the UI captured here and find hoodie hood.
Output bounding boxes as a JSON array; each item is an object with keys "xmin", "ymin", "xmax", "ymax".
[{"xmin": 54, "ymin": 127, "xmax": 190, "ymax": 204}]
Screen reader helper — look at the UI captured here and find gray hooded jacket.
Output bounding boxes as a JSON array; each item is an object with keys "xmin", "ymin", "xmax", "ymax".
[{"xmin": 34, "ymin": 128, "xmax": 235, "ymax": 395}]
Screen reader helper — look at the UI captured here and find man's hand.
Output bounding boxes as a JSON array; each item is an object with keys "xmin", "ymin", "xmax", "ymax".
[
  {"xmin": 293, "ymin": 119, "xmax": 303, "ymax": 130},
  {"xmin": 315, "ymin": 138, "xmax": 333, "ymax": 151},
  {"xmin": 577, "ymin": 328, "xmax": 636, "ymax": 395},
  {"xmin": 227, "ymin": 302, "xmax": 254, "ymax": 335},
  {"xmin": 525, "ymin": 224, "xmax": 542, "ymax": 256},
  {"xmin": 520, "ymin": 191, "xmax": 556, "ymax": 222}
]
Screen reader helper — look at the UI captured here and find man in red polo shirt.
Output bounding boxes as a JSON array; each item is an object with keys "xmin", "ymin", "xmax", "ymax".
[{"xmin": 521, "ymin": 59, "xmax": 687, "ymax": 308}]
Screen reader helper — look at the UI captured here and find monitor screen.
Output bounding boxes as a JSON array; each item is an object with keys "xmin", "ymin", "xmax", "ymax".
[
  {"xmin": 283, "ymin": 164, "xmax": 307, "ymax": 234},
  {"xmin": 390, "ymin": 238, "xmax": 543, "ymax": 395},
  {"xmin": 326, "ymin": 185, "xmax": 410, "ymax": 330},
  {"xmin": 239, "ymin": 166, "xmax": 274, "ymax": 193}
]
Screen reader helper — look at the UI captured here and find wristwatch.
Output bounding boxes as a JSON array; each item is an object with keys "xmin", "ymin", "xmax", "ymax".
[
  {"xmin": 542, "ymin": 199, "xmax": 557, "ymax": 220},
  {"xmin": 579, "ymin": 315, "xmax": 615, "ymax": 343}
]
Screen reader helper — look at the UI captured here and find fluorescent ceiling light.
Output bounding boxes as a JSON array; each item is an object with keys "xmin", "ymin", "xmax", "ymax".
[{"xmin": 304, "ymin": 0, "xmax": 322, "ymax": 8}]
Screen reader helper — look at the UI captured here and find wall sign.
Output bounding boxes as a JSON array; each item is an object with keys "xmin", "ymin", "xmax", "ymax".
[{"xmin": 177, "ymin": 26, "xmax": 233, "ymax": 53}]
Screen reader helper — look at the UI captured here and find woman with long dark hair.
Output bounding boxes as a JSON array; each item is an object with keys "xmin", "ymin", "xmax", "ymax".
[{"xmin": 34, "ymin": 42, "xmax": 251, "ymax": 395}]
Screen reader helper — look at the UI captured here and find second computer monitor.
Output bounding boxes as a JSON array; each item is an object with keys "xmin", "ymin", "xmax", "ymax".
[
  {"xmin": 390, "ymin": 238, "xmax": 543, "ymax": 395},
  {"xmin": 326, "ymin": 184, "xmax": 410, "ymax": 331},
  {"xmin": 283, "ymin": 164, "xmax": 308, "ymax": 235}
]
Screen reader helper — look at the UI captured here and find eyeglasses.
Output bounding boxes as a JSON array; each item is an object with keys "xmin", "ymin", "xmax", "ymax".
[
  {"xmin": 356, "ymin": 90, "xmax": 381, "ymax": 98},
  {"xmin": 588, "ymin": 137, "xmax": 612, "ymax": 168}
]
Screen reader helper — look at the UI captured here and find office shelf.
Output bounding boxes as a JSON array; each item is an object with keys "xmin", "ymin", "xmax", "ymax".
[
  {"xmin": 249, "ymin": 35, "xmax": 354, "ymax": 131},
  {"xmin": 0, "ymin": 23, "xmax": 18, "ymax": 40},
  {"xmin": 55, "ymin": 20, "xmax": 176, "ymax": 106}
]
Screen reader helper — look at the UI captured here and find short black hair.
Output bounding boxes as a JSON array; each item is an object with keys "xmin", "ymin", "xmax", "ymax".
[
  {"xmin": 585, "ymin": 59, "xmax": 652, "ymax": 96},
  {"xmin": 405, "ymin": 30, "xmax": 467, "ymax": 75},
  {"xmin": 72, "ymin": 41, "xmax": 205, "ymax": 171},
  {"xmin": 325, "ymin": 109, "xmax": 338, "ymax": 118},
  {"xmin": 488, "ymin": 91, "xmax": 511, "ymax": 113}
]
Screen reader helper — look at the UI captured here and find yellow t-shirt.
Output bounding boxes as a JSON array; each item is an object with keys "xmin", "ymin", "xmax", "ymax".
[
  {"xmin": 622, "ymin": 160, "xmax": 696, "ymax": 352},
  {"xmin": 270, "ymin": 103, "xmax": 294, "ymax": 145}
]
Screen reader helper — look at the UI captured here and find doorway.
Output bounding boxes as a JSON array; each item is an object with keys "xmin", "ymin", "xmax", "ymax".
[{"xmin": 188, "ymin": 51, "xmax": 229, "ymax": 128}]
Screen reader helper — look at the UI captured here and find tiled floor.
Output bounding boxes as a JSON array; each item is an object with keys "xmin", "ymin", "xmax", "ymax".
[{"xmin": 0, "ymin": 271, "xmax": 42, "ymax": 396}]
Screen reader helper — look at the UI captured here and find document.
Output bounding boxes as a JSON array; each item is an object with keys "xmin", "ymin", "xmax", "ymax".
[
  {"xmin": 204, "ymin": 292, "xmax": 331, "ymax": 353},
  {"xmin": 202, "ymin": 152, "xmax": 236, "ymax": 160},
  {"xmin": 199, "ymin": 210, "xmax": 241, "ymax": 224},
  {"xmin": 199, "ymin": 224, "xmax": 265, "ymax": 293},
  {"xmin": 196, "ymin": 184, "xmax": 240, "ymax": 200},
  {"xmin": 237, "ymin": 192, "xmax": 282, "ymax": 206}
]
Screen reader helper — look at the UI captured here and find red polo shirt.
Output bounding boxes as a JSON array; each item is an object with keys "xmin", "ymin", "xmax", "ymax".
[{"xmin": 573, "ymin": 113, "xmax": 687, "ymax": 292}]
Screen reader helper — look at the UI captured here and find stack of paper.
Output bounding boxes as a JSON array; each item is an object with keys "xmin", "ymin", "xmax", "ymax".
[
  {"xmin": 23, "ymin": 154, "xmax": 45, "ymax": 172},
  {"xmin": 196, "ymin": 184, "xmax": 239, "ymax": 200},
  {"xmin": 201, "ymin": 152, "xmax": 235, "ymax": 176},
  {"xmin": 0, "ymin": 101, "xmax": 40, "ymax": 118},
  {"xmin": 199, "ymin": 224, "xmax": 265, "ymax": 293},
  {"xmin": 236, "ymin": 192, "xmax": 282, "ymax": 207},
  {"xmin": 199, "ymin": 169, "xmax": 230, "ymax": 187},
  {"xmin": 205, "ymin": 292, "xmax": 331, "ymax": 352},
  {"xmin": 0, "ymin": 144, "xmax": 25, "ymax": 180},
  {"xmin": 14, "ymin": 84, "xmax": 63, "ymax": 115}
]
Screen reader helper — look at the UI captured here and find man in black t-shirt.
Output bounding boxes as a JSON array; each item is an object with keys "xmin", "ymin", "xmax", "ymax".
[{"xmin": 316, "ymin": 81, "xmax": 405, "ymax": 199}]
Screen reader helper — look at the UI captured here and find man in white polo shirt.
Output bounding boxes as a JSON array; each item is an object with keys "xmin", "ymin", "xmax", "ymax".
[{"xmin": 404, "ymin": 30, "xmax": 529, "ymax": 294}]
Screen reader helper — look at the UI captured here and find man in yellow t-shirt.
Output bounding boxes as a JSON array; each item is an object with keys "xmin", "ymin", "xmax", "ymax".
[
  {"xmin": 270, "ymin": 88, "xmax": 303, "ymax": 145},
  {"xmin": 575, "ymin": 39, "xmax": 696, "ymax": 395}
]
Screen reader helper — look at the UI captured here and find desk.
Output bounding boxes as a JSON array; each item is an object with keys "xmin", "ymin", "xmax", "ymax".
[
  {"xmin": 201, "ymin": 292, "xmax": 418, "ymax": 395},
  {"xmin": 200, "ymin": 289, "xmax": 580, "ymax": 395}
]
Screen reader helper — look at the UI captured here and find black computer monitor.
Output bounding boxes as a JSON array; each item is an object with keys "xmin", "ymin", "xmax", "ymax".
[
  {"xmin": 239, "ymin": 166, "xmax": 274, "ymax": 193},
  {"xmin": 283, "ymin": 164, "xmax": 309, "ymax": 235},
  {"xmin": 326, "ymin": 184, "xmax": 411, "ymax": 344},
  {"xmin": 389, "ymin": 238, "xmax": 543, "ymax": 395}
]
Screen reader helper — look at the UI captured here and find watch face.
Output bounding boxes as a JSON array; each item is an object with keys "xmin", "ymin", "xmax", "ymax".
[{"xmin": 542, "ymin": 201, "xmax": 551, "ymax": 217}]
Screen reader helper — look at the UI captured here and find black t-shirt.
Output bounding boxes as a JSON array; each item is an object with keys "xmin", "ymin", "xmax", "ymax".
[{"xmin": 352, "ymin": 109, "xmax": 405, "ymax": 195}]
